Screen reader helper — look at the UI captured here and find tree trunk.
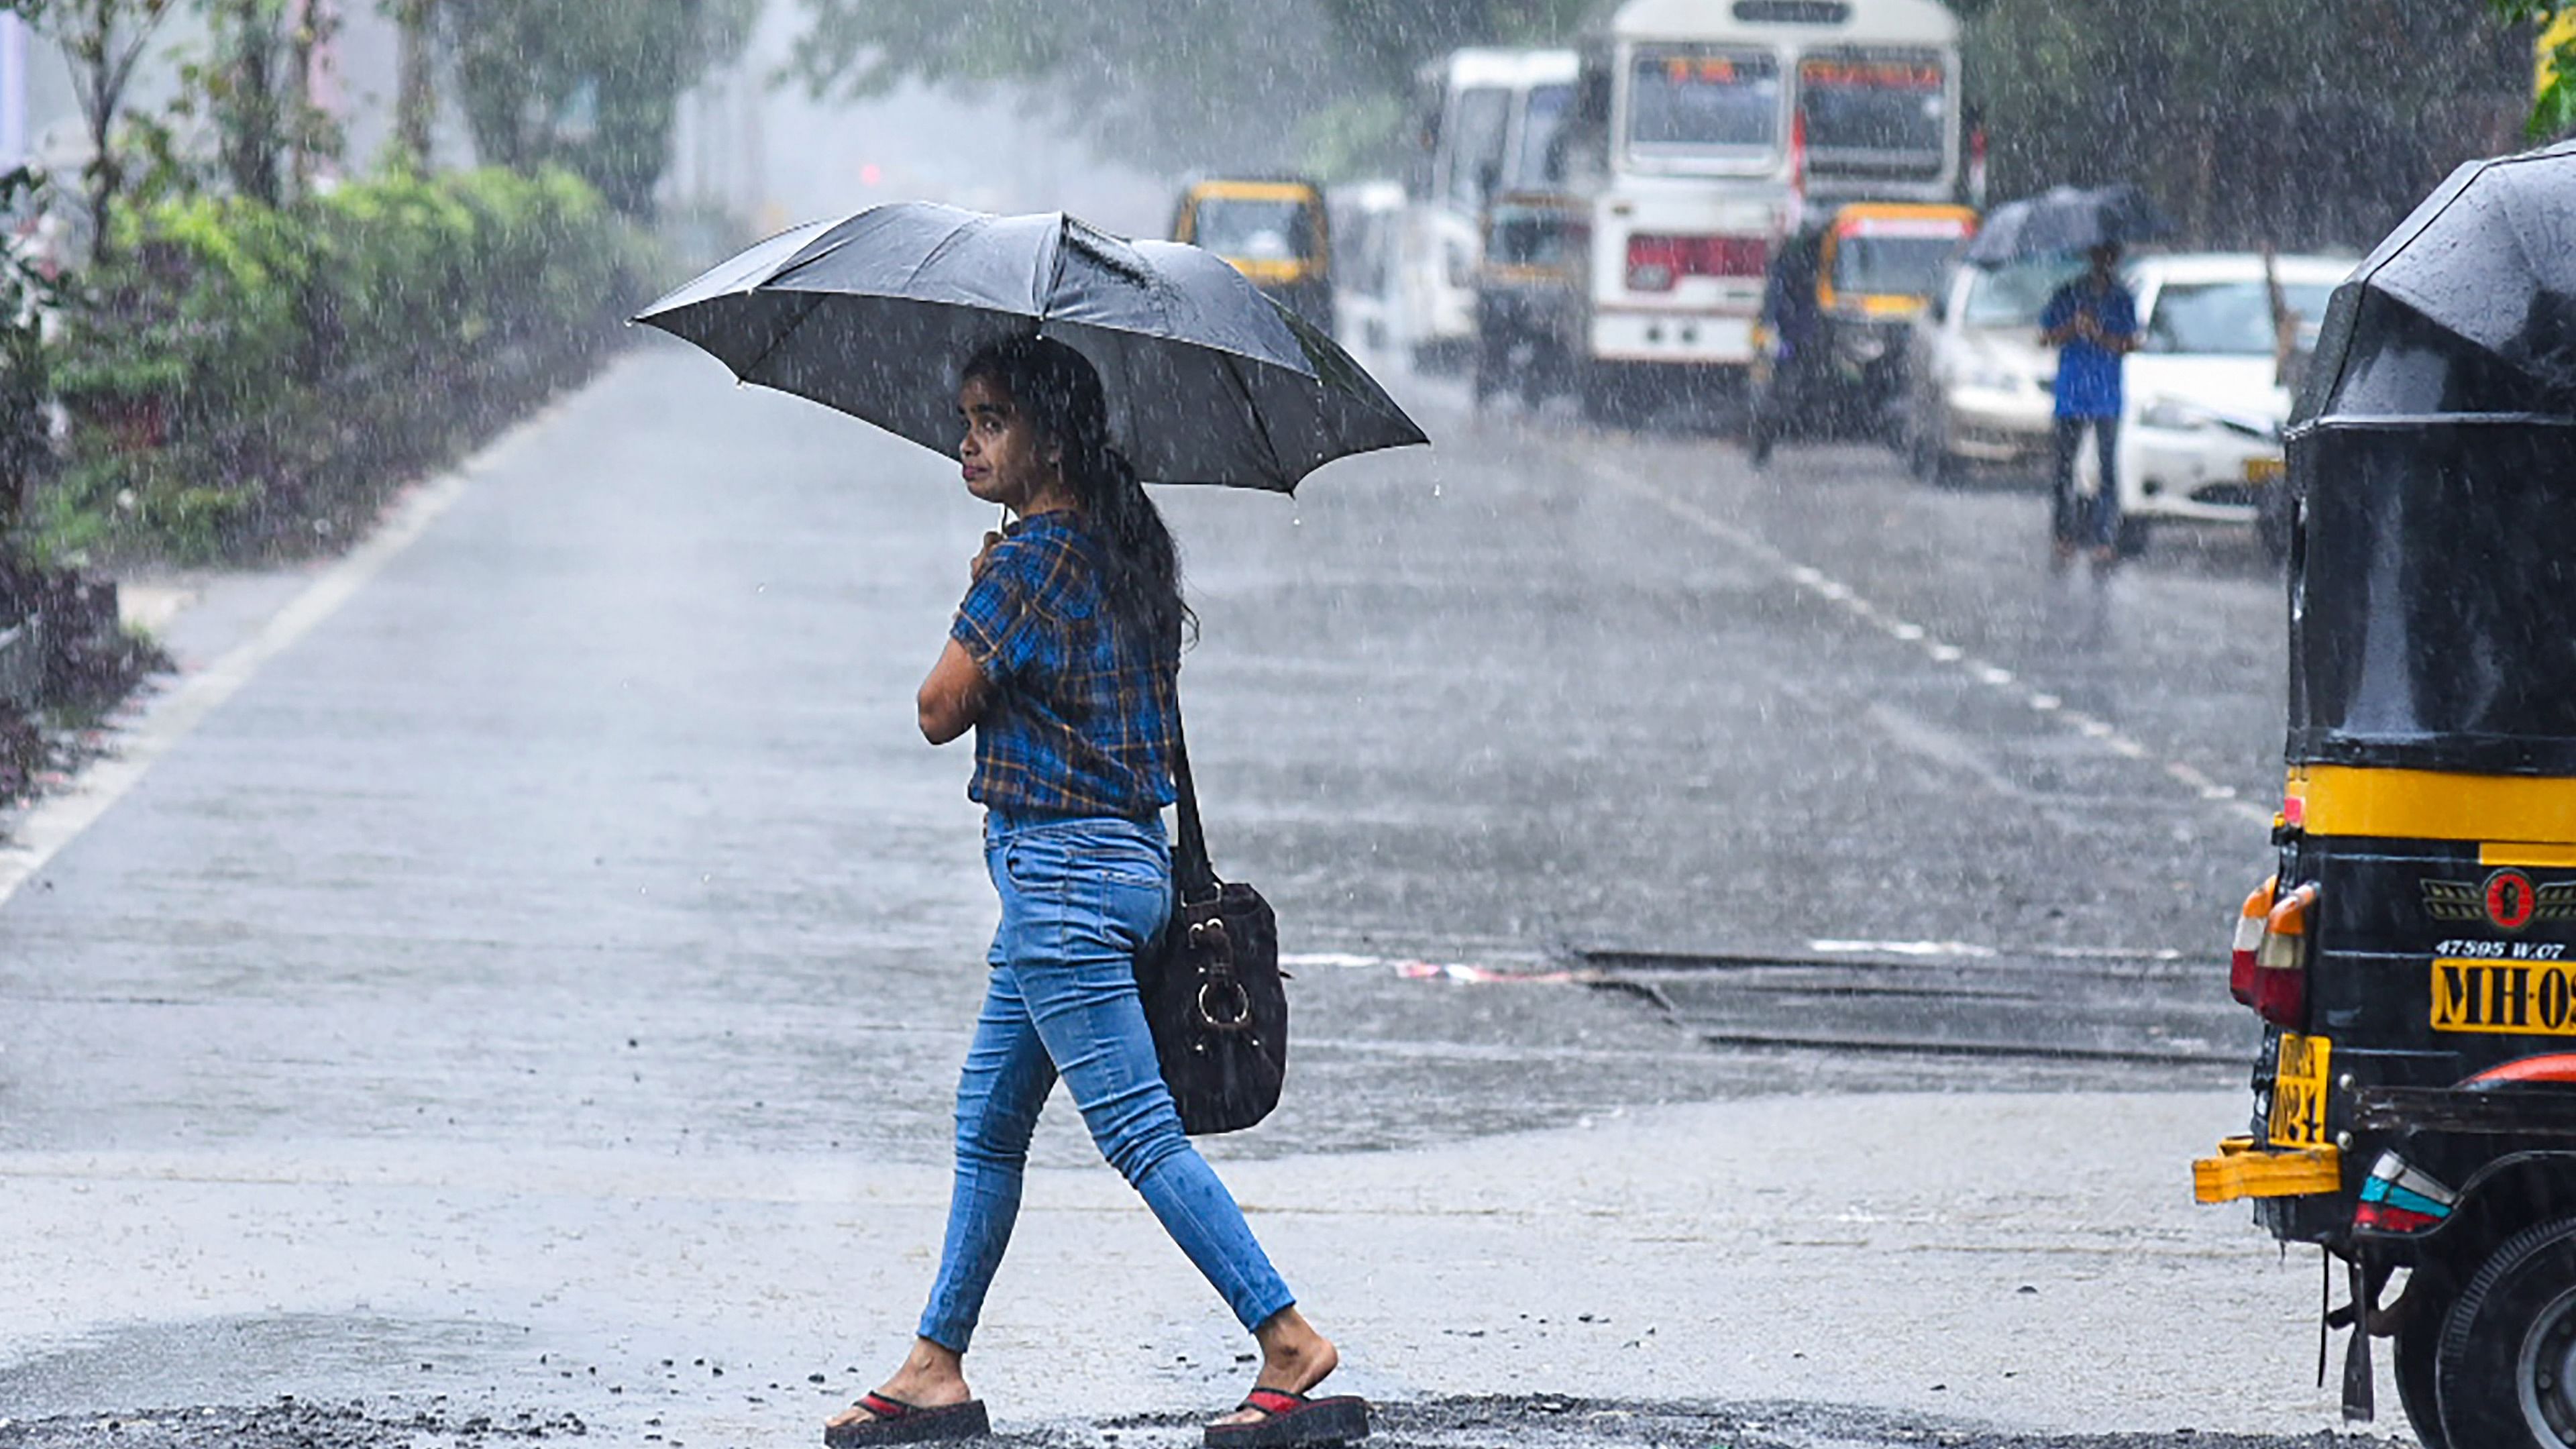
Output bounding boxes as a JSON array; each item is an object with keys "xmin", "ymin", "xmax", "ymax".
[
  {"xmin": 288, "ymin": 0, "xmax": 324, "ymax": 192},
  {"xmin": 219, "ymin": 0, "xmax": 284, "ymax": 205},
  {"xmin": 393, "ymin": 0, "xmax": 435, "ymax": 169}
]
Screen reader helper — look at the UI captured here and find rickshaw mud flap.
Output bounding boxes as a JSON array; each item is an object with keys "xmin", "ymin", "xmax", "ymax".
[
  {"xmin": 2333, "ymin": 1253, "xmax": 2383, "ymax": 1424},
  {"xmin": 2353, "ymin": 1083, "xmax": 2576, "ymax": 1134}
]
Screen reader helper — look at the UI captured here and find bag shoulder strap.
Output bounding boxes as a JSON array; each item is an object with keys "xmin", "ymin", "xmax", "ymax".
[{"xmin": 1169, "ymin": 682, "xmax": 1222, "ymax": 905}]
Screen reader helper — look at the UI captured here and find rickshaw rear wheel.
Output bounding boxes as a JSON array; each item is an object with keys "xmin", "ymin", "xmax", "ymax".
[{"xmin": 2437, "ymin": 1216, "xmax": 2576, "ymax": 1448}]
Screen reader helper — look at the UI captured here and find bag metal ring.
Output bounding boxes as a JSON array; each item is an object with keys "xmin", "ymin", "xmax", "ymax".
[{"xmin": 1195, "ymin": 979, "xmax": 1254, "ymax": 1033}]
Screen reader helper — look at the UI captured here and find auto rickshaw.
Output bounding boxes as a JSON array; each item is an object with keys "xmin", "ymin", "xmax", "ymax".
[
  {"xmin": 2190, "ymin": 139, "xmax": 2576, "ymax": 1449},
  {"xmin": 1171, "ymin": 177, "xmax": 1334, "ymax": 331},
  {"xmin": 1471, "ymin": 190, "xmax": 1585, "ymax": 411},
  {"xmin": 1747, "ymin": 201, "xmax": 1976, "ymax": 466}
]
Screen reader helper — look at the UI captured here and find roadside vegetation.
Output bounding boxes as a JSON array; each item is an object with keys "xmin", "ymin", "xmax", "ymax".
[
  {"xmin": 43, "ymin": 166, "xmax": 647, "ymax": 564},
  {"xmin": 0, "ymin": 0, "xmax": 751, "ymax": 806}
]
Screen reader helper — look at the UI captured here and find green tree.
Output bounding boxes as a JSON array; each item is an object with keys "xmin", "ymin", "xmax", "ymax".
[
  {"xmin": 0, "ymin": 168, "xmax": 55, "ymax": 558},
  {"xmin": 1313, "ymin": 0, "xmax": 1596, "ymax": 89},
  {"xmin": 790, "ymin": 0, "xmax": 1354, "ymax": 174},
  {"xmin": 2493, "ymin": 1, "xmax": 2576, "ymax": 136},
  {"xmin": 1964, "ymin": 0, "xmax": 2526, "ymax": 247},
  {"xmin": 388, "ymin": 0, "xmax": 437, "ymax": 169},
  {"xmin": 3, "ymin": 0, "xmax": 180, "ymax": 258},
  {"xmin": 789, "ymin": 0, "xmax": 1610, "ymax": 174},
  {"xmin": 440, "ymin": 0, "xmax": 755, "ymax": 215},
  {"xmin": 183, "ymin": 0, "xmax": 340, "ymax": 205}
]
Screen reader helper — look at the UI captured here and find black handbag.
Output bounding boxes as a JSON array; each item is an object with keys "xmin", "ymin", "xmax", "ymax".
[{"xmin": 1134, "ymin": 717, "xmax": 1287, "ymax": 1135}]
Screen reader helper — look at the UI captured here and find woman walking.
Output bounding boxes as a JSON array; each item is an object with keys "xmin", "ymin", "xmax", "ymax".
[{"xmin": 825, "ymin": 335, "xmax": 1360, "ymax": 1448}]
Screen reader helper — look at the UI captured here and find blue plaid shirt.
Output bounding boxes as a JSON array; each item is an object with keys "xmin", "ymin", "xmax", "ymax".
[{"xmin": 951, "ymin": 513, "xmax": 1179, "ymax": 819}]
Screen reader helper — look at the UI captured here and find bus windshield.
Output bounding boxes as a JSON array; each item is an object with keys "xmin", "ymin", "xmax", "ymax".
[
  {"xmin": 1447, "ymin": 86, "xmax": 1511, "ymax": 207},
  {"xmin": 1799, "ymin": 53, "xmax": 1945, "ymax": 174},
  {"xmin": 1513, "ymin": 83, "xmax": 1575, "ymax": 188},
  {"xmin": 1627, "ymin": 48, "xmax": 1781, "ymax": 155}
]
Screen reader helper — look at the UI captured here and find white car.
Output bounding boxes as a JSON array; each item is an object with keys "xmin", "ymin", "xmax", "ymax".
[
  {"xmin": 1904, "ymin": 254, "xmax": 2086, "ymax": 483},
  {"xmin": 2086, "ymin": 252, "xmax": 2351, "ymax": 551}
]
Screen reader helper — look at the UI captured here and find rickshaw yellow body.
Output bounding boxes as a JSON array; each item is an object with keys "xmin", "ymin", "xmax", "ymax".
[{"xmin": 1171, "ymin": 179, "xmax": 1333, "ymax": 327}]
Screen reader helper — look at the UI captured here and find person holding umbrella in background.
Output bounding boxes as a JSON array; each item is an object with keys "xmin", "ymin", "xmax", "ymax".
[{"xmin": 2039, "ymin": 240, "xmax": 2141, "ymax": 567}]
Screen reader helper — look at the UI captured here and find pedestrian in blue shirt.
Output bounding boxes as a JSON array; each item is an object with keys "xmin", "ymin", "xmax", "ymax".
[
  {"xmin": 2039, "ymin": 241, "xmax": 2139, "ymax": 566},
  {"xmin": 826, "ymin": 335, "xmax": 1353, "ymax": 1448}
]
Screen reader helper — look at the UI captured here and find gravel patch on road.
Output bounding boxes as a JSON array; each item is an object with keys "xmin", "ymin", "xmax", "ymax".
[{"xmin": 0, "ymin": 1395, "xmax": 2409, "ymax": 1449}]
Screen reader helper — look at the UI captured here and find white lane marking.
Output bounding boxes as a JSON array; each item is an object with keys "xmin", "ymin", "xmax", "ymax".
[
  {"xmin": 0, "ymin": 394, "xmax": 569, "ymax": 909},
  {"xmin": 1280, "ymin": 951, "xmax": 1581, "ymax": 985},
  {"xmin": 1291, "ymin": 941, "xmax": 2196, "ymax": 982},
  {"xmin": 1581, "ymin": 456, "xmax": 2273, "ymax": 829},
  {"xmin": 1811, "ymin": 938, "xmax": 2187, "ymax": 963},
  {"xmin": 1811, "ymin": 938, "xmax": 1997, "ymax": 959}
]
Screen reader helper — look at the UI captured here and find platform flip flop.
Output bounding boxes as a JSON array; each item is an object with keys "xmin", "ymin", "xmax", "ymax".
[
  {"xmin": 822, "ymin": 1393, "xmax": 990, "ymax": 1447},
  {"xmin": 1202, "ymin": 1387, "xmax": 1371, "ymax": 1448}
]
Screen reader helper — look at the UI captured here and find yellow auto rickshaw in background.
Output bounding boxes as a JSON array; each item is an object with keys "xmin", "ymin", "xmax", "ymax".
[
  {"xmin": 1472, "ymin": 189, "xmax": 1585, "ymax": 411},
  {"xmin": 2189, "ymin": 140, "xmax": 2576, "ymax": 1449},
  {"xmin": 1172, "ymin": 177, "xmax": 1334, "ymax": 331},
  {"xmin": 1748, "ymin": 201, "xmax": 1977, "ymax": 466}
]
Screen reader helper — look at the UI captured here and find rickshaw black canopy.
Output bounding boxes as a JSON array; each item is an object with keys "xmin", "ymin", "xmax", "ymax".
[{"xmin": 2286, "ymin": 140, "xmax": 2576, "ymax": 775}]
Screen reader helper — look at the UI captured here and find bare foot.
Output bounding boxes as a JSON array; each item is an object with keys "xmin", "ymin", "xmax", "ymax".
[
  {"xmin": 1212, "ymin": 1308, "xmax": 1340, "ymax": 1427},
  {"xmin": 825, "ymin": 1338, "xmax": 973, "ymax": 1436}
]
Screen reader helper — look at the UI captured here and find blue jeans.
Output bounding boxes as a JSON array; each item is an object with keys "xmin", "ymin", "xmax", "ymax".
[{"xmin": 915, "ymin": 812, "xmax": 1297, "ymax": 1353}]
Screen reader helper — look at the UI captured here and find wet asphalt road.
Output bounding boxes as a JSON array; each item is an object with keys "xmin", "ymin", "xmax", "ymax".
[{"xmin": 0, "ymin": 343, "xmax": 2391, "ymax": 1446}]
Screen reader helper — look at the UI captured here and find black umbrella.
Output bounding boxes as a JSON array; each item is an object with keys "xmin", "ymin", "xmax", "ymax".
[
  {"xmin": 632, "ymin": 202, "xmax": 1428, "ymax": 492},
  {"xmin": 2314, "ymin": 137, "xmax": 2576, "ymax": 400},
  {"xmin": 1961, "ymin": 184, "xmax": 2173, "ymax": 268}
]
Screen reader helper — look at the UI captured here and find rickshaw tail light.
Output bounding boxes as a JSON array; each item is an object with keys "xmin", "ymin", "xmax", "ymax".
[
  {"xmin": 2229, "ymin": 875, "xmax": 2279, "ymax": 1006},
  {"xmin": 2356, "ymin": 1201, "xmax": 2440, "ymax": 1234},
  {"xmin": 2251, "ymin": 961, "xmax": 2306, "ymax": 1028},
  {"xmin": 2251, "ymin": 883, "xmax": 2318, "ymax": 1028}
]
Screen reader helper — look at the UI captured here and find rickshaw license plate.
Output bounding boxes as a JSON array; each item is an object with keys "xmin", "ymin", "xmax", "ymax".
[
  {"xmin": 2267, "ymin": 1032, "xmax": 2332, "ymax": 1148},
  {"xmin": 2432, "ymin": 955, "xmax": 2576, "ymax": 1034},
  {"xmin": 2244, "ymin": 455, "xmax": 2286, "ymax": 484}
]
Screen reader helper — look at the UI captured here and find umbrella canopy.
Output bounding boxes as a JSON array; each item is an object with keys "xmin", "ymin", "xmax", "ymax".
[
  {"xmin": 2310, "ymin": 137, "xmax": 2576, "ymax": 402},
  {"xmin": 1960, "ymin": 184, "xmax": 2172, "ymax": 268},
  {"xmin": 633, "ymin": 202, "xmax": 1428, "ymax": 492}
]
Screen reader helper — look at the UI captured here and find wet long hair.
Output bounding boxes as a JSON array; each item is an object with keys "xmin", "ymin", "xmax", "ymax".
[{"xmin": 963, "ymin": 334, "xmax": 1192, "ymax": 659}]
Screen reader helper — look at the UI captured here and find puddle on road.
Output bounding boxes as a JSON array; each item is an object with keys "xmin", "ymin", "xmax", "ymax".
[{"xmin": 0, "ymin": 1315, "xmax": 533, "ymax": 1425}]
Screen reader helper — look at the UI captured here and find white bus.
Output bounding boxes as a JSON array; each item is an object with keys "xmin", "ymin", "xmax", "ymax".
[
  {"xmin": 1397, "ymin": 46, "xmax": 1582, "ymax": 372},
  {"xmin": 1554, "ymin": 0, "xmax": 1962, "ymax": 417}
]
